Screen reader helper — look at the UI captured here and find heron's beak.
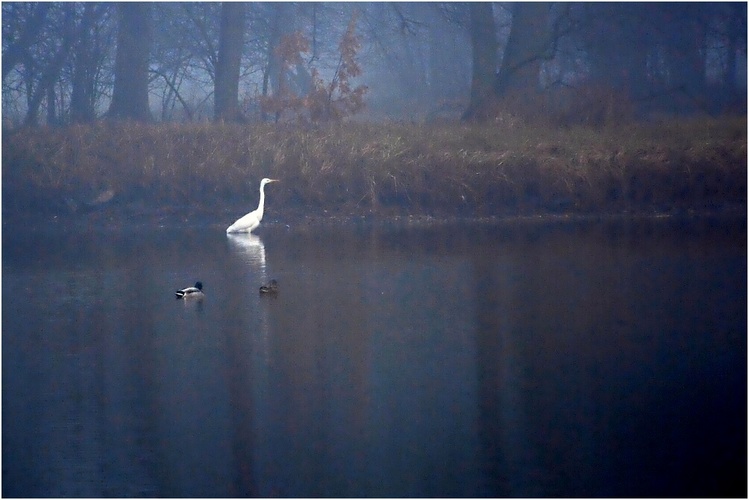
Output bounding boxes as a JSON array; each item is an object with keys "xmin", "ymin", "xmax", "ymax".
[{"xmin": 270, "ymin": 179, "xmax": 280, "ymax": 183}]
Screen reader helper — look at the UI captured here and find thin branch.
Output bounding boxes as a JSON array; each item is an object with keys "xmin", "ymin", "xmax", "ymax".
[{"xmin": 150, "ymin": 68, "xmax": 194, "ymax": 121}]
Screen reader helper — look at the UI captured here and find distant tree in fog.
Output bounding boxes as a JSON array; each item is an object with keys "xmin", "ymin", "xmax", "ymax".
[
  {"xmin": 462, "ymin": 3, "xmax": 497, "ymax": 121},
  {"xmin": 70, "ymin": 3, "xmax": 111, "ymax": 123},
  {"xmin": 1, "ymin": 2, "xmax": 745, "ymax": 126},
  {"xmin": 1, "ymin": 3, "xmax": 51, "ymax": 82},
  {"xmin": 461, "ymin": 2, "xmax": 746, "ymax": 123},
  {"xmin": 2, "ymin": 3, "xmax": 76, "ymax": 125},
  {"xmin": 357, "ymin": 3, "xmax": 471, "ymax": 119},
  {"xmin": 723, "ymin": 2, "xmax": 746, "ymax": 108},
  {"xmin": 259, "ymin": 11, "xmax": 367, "ymax": 123},
  {"xmin": 261, "ymin": 3, "xmax": 318, "ymax": 120},
  {"xmin": 494, "ymin": 3, "xmax": 552, "ymax": 97},
  {"xmin": 306, "ymin": 12, "xmax": 368, "ymax": 122},
  {"xmin": 23, "ymin": 3, "xmax": 77, "ymax": 126},
  {"xmin": 214, "ymin": 2, "xmax": 245, "ymax": 122},
  {"xmin": 2, "ymin": 3, "xmax": 115, "ymax": 125},
  {"xmin": 570, "ymin": 2, "xmax": 746, "ymax": 116},
  {"xmin": 108, "ymin": 2, "xmax": 151, "ymax": 121}
]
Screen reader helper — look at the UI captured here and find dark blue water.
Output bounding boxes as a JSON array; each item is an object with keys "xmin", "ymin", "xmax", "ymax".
[{"xmin": 3, "ymin": 215, "xmax": 746, "ymax": 497}]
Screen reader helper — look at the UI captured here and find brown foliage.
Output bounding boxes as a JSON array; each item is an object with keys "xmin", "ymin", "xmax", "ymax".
[
  {"xmin": 258, "ymin": 32, "xmax": 308, "ymax": 121},
  {"xmin": 261, "ymin": 13, "xmax": 367, "ymax": 124}
]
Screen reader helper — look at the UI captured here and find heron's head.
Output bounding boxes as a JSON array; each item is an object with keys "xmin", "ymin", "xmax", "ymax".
[{"xmin": 261, "ymin": 178, "xmax": 279, "ymax": 186}]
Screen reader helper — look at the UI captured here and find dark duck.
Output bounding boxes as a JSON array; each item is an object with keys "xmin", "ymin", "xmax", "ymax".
[{"xmin": 259, "ymin": 279, "xmax": 279, "ymax": 294}]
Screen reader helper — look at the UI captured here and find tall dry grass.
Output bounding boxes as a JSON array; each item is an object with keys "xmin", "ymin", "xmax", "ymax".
[{"xmin": 3, "ymin": 117, "xmax": 746, "ymax": 217}]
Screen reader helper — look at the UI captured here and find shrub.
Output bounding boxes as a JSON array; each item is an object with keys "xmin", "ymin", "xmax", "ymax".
[{"xmin": 261, "ymin": 13, "xmax": 368, "ymax": 124}]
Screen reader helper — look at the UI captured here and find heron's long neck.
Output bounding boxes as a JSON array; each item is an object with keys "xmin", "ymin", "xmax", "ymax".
[{"xmin": 257, "ymin": 184, "xmax": 266, "ymax": 217}]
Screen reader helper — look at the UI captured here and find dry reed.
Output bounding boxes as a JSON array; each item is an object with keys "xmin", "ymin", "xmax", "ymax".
[{"xmin": 3, "ymin": 117, "xmax": 746, "ymax": 218}]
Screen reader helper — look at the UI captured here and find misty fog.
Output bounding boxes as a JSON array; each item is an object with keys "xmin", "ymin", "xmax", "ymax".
[{"xmin": 2, "ymin": 2, "xmax": 746, "ymax": 127}]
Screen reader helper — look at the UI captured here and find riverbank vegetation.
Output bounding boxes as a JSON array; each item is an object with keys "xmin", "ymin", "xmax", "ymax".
[
  {"xmin": 4, "ymin": 5, "xmax": 745, "ymax": 225},
  {"xmin": 3, "ymin": 117, "xmax": 746, "ymax": 221}
]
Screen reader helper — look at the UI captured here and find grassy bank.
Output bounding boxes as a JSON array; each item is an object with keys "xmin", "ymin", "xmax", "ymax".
[{"xmin": 2, "ymin": 118, "xmax": 746, "ymax": 221}]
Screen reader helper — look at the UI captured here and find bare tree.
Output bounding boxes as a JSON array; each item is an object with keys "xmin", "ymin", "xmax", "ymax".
[
  {"xmin": 23, "ymin": 3, "xmax": 77, "ymax": 126},
  {"xmin": 1, "ymin": 3, "xmax": 51, "ymax": 82},
  {"xmin": 462, "ymin": 2, "xmax": 497, "ymax": 121},
  {"xmin": 214, "ymin": 2, "xmax": 246, "ymax": 122},
  {"xmin": 723, "ymin": 2, "xmax": 747, "ymax": 110},
  {"xmin": 108, "ymin": 2, "xmax": 151, "ymax": 121},
  {"xmin": 2, "ymin": 2, "xmax": 744, "ymax": 125},
  {"xmin": 70, "ymin": 3, "xmax": 110, "ymax": 123},
  {"xmin": 494, "ymin": 2, "xmax": 552, "ymax": 97}
]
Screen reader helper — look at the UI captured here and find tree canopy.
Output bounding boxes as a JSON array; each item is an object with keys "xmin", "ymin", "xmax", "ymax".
[{"xmin": 2, "ymin": 2, "xmax": 745, "ymax": 126}]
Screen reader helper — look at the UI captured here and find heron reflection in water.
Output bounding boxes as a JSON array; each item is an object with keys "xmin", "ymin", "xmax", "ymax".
[{"xmin": 226, "ymin": 233, "xmax": 267, "ymax": 271}]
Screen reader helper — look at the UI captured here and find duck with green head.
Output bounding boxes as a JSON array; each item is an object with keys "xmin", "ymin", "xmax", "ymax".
[{"xmin": 176, "ymin": 281, "xmax": 205, "ymax": 299}]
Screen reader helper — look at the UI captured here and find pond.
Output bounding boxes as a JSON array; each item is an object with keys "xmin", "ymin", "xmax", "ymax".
[{"xmin": 3, "ymin": 214, "xmax": 746, "ymax": 497}]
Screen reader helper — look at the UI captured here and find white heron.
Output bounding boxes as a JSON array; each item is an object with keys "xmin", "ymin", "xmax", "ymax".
[
  {"xmin": 176, "ymin": 281, "xmax": 204, "ymax": 299},
  {"xmin": 226, "ymin": 178, "xmax": 279, "ymax": 233}
]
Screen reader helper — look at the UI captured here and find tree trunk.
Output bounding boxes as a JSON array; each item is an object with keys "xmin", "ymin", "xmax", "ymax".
[
  {"xmin": 583, "ymin": 4, "xmax": 649, "ymax": 99},
  {"xmin": 2, "ymin": 3, "xmax": 51, "ymax": 82},
  {"xmin": 263, "ymin": 3, "xmax": 292, "ymax": 122},
  {"xmin": 266, "ymin": 3, "xmax": 290, "ymax": 97},
  {"xmin": 46, "ymin": 84, "xmax": 57, "ymax": 125},
  {"xmin": 667, "ymin": 27, "xmax": 706, "ymax": 111},
  {"xmin": 214, "ymin": 2, "xmax": 245, "ymax": 122},
  {"xmin": 462, "ymin": 3, "xmax": 497, "ymax": 121},
  {"xmin": 724, "ymin": 3, "xmax": 746, "ymax": 111},
  {"xmin": 71, "ymin": 3, "xmax": 99, "ymax": 123},
  {"xmin": 24, "ymin": 4, "xmax": 76, "ymax": 127},
  {"xmin": 108, "ymin": 2, "xmax": 151, "ymax": 121},
  {"xmin": 494, "ymin": 2, "xmax": 551, "ymax": 97}
]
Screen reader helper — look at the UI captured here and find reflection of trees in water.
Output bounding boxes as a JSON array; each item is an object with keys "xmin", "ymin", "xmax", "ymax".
[
  {"xmin": 243, "ymin": 234, "xmax": 375, "ymax": 496},
  {"xmin": 5, "ymin": 220, "xmax": 744, "ymax": 496},
  {"xmin": 3, "ymin": 270, "xmax": 161, "ymax": 496},
  {"xmin": 472, "ymin": 232, "xmax": 612, "ymax": 496},
  {"xmin": 473, "ymin": 250, "xmax": 527, "ymax": 497},
  {"xmin": 245, "ymin": 225, "xmax": 486, "ymax": 495},
  {"xmin": 470, "ymin": 220, "xmax": 749, "ymax": 496}
]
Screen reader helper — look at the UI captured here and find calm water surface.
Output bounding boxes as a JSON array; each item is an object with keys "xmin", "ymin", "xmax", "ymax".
[{"xmin": 3, "ymin": 216, "xmax": 746, "ymax": 497}]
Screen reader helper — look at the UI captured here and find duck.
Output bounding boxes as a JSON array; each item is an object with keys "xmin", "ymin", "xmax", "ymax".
[
  {"xmin": 176, "ymin": 281, "xmax": 205, "ymax": 299},
  {"xmin": 259, "ymin": 279, "xmax": 279, "ymax": 294}
]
